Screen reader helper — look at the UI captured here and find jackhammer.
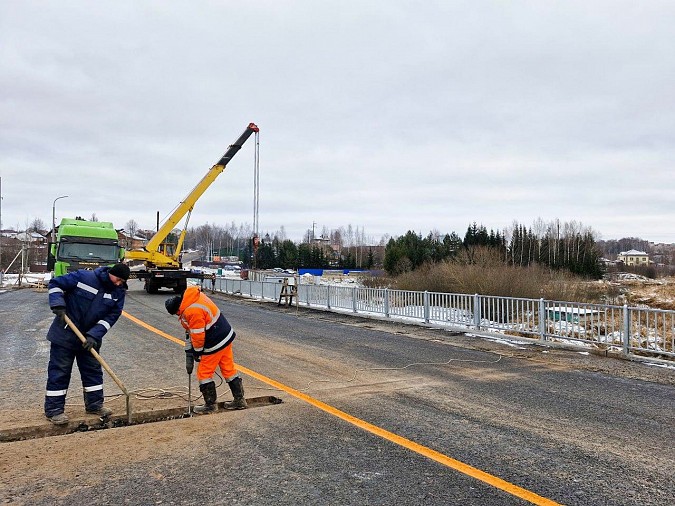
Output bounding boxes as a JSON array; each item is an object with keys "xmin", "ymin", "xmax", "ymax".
[{"xmin": 185, "ymin": 331, "xmax": 195, "ymax": 416}]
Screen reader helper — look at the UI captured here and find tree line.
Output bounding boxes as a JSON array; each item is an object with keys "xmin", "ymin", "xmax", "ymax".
[
  {"xmin": 383, "ymin": 220, "xmax": 603, "ymax": 278},
  {"xmin": 48, "ymin": 216, "xmax": 603, "ymax": 276},
  {"xmin": 1, "ymin": 213, "xmax": 656, "ymax": 279},
  {"xmin": 176, "ymin": 222, "xmax": 379, "ymax": 270},
  {"xmin": 251, "ymin": 237, "xmax": 376, "ymax": 270}
]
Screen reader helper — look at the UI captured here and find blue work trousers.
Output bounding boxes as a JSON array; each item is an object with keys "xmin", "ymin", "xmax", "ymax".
[{"xmin": 44, "ymin": 342, "xmax": 104, "ymax": 417}]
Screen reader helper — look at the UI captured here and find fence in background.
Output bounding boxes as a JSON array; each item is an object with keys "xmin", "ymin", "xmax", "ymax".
[{"xmin": 213, "ymin": 277, "xmax": 675, "ymax": 360}]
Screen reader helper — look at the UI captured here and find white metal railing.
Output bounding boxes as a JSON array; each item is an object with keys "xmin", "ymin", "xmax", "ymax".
[{"xmin": 213, "ymin": 278, "xmax": 675, "ymax": 360}]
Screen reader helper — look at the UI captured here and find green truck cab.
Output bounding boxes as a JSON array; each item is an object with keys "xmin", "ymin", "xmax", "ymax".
[{"xmin": 48, "ymin": 218, "xmax": 124, "ymax": 276}]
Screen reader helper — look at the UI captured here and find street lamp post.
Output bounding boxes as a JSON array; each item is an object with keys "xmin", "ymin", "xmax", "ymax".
[{"xmin": 52, "ymin": 195, "xmax": 69, "ymax": 242}]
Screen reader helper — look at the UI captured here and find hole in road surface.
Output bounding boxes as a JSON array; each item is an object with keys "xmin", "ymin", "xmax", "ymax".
[{"xmin": 0, "ymin": 396, "xmax": 282, "ymax": 443}]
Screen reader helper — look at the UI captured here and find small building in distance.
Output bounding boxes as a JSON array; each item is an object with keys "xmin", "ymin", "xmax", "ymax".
[{"xmin": 616, "ymin": 249, "xmax": 650, "ymax": 266}]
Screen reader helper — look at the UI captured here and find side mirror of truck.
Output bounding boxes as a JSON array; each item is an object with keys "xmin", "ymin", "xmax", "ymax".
[{"xmin": 47, "ymin": 242, "xmax": 55, "ymax": 271}]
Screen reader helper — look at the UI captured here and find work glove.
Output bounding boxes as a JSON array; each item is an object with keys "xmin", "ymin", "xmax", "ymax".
[
  {"xmin": 83, "ymin": 335, "xmax": 98, "ymax": 352},
  {"xmin": 192, "ymin": 349, "xmax": 202, "ymax": 362},
  {"xmin": 51, "ymin": 306, "xmax": 66, "ymax": 321}
]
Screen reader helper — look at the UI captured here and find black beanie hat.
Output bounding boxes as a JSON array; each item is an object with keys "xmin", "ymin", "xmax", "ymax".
[
  {"xmin": 165, "ymin": 295, "xmax": 183, "ymax": 315},
  {"xmin": 109, "ymin": 263, "xmax": 130, "ymax": 280}
]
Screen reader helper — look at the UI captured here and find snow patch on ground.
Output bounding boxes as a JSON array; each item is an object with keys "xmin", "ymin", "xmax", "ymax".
[{"xmin": 0, "ymin": 272, "xmax": 51, "ymax": 288}]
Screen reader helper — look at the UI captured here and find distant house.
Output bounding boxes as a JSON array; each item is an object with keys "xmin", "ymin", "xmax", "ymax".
[
  {"xmin": 117, "ymin": 229, "xmax": 146, "ymax": 250},
  {"xmin": 616, "ymin": 249, "xmax": 650, "ymax": 266},
  {"xmin": 13, "ymin": 231, "xmax": 47, "ymax": 244}
]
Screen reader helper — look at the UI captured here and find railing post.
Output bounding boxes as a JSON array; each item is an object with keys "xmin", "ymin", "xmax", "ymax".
[
  {"xmin": 539, "ymin": 298, "xmax": 546, "ymax": 341},
  {"xmin": 473, "ymin": 294, "xmax": 481, "ymax": 329},
  {"xmin": 352, "ymin": 287, "xmax": 357, "ymax": 313},
  {"xmin": 327, "ymin": 285, "xmax": 331, "ymax": 310},
  {"xmin": 384, "ymin": 288, "xmax": 390, "ymax": 318},
  {"xmin": 623, "ymin": 304, "xmax": 630, "ymax": 355},
  {"xmin": 424, "ymin": 291, "xmax": 430, "ymax": 323}
]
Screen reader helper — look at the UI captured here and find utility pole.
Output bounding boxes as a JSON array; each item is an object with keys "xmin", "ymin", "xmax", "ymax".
[
  {"xmin": 19, "ymin": 242, "xmax": 26, "ymax": 287},
  {"xmin": 252, "ymin": 128, "xmax": 260, "ymax": 240},
  {"xmin": 252, "ymin": 128, "xmax": 260, "ymax": 270}
]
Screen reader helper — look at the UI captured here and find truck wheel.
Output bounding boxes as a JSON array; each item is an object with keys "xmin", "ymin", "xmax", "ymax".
[
  {"xmin": 145, "ymin": 280, "xmax": 159, "ymax": 294},
  {"xmin": 174, "ymin": 280, "xmax": 187, "ymax": 294}
]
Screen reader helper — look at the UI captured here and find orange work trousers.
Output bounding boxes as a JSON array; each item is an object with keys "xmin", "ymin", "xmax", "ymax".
[{"xmin": 196, "ymin": 343, "xmax": 238, "ymax": 383}]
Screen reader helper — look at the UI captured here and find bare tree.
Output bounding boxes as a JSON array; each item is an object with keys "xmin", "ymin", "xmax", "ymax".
[
  {"xmin": 532, "ymin": 217, "xmax": 546, "ymax": 260},
  {"xmin": 27, "ymin": 217, "xmax": 46, "ymax": 233},
  {"xmin": 125, "ymin": 219, "xmax": 139, "ymax": 238}
]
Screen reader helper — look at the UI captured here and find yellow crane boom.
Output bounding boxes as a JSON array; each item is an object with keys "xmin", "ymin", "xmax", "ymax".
[{"xmin": 127, "ymin": 122, "xmax": 259, "ymax": 293}]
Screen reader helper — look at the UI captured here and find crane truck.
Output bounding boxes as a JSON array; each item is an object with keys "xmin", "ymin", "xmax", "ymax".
[{"xmin": 125, "ymin": 122, "xmax": 259, "ymax": 294}]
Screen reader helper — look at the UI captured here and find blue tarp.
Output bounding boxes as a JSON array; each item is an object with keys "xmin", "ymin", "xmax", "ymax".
[{"xmin": 298, "ymin": 268, "xmax": 324, "ymax": 276}]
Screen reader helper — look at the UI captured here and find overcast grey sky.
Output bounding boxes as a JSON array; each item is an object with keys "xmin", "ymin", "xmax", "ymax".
[{"xmin": 1, "ymin": 1, "xmax": 674, "ymax": 244}]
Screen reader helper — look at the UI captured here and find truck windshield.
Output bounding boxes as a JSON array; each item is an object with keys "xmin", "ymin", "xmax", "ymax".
[{"xmin": 58, "ymin": 243, "xmax": 119, "ymax": 263}]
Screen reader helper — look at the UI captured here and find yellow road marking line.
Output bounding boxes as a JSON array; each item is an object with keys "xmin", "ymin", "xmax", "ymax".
[
  {"xmin": 239, "ymin": 366, "xmax": 561, "ymax": 506},
  {"xmin": 123, "ymin": 311, "xmax": 562, "ymax": 506},
  {"xmin": 122, "ymin": 311, "xmax": 185, "ymax": 345}
]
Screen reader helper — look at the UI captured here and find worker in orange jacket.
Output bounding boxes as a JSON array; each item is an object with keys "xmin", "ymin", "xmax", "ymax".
[{"xmin": 165, "ymin": 286, "xmax": 247, "ymax": 413}]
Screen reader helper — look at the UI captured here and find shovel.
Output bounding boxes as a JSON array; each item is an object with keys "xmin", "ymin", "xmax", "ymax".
[{"xmin": 64, "ymin": 315, "xmax": 132, "ymax": 425}]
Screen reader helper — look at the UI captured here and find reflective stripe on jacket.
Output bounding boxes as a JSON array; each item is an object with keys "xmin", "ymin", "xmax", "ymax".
[{"xmin": 178, "ymin": 286, "xmax": 235, "ymax": 355}]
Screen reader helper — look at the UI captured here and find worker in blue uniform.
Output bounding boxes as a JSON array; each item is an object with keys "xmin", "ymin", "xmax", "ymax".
[{"xmin": 44, "ymin": 263, "xmax": 129, "ymax": 425}]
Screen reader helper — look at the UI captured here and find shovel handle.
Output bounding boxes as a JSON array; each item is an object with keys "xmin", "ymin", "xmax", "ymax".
[{"xmin": 64, "ymin": 315, "xmax": 129, "ymax": 396}]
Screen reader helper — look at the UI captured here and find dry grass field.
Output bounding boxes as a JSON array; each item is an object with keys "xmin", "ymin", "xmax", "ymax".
[
  {"xmin": 617, "ymin": 277, "xmax": 675, "ymax": 310},
  {"xmin": 368, "ymin": 262, "xmax": 675, "ymax": 312}
]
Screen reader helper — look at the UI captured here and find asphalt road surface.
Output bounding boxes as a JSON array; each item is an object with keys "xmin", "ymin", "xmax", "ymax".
[{"xmin": 1, "ymin": 281, "xmax": 673, "ymax": 505}]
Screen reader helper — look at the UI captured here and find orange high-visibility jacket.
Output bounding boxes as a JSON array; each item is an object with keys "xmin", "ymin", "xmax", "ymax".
[{"xmin": 177, "ymin": 286, "xmax": 235, "ymax": 355}]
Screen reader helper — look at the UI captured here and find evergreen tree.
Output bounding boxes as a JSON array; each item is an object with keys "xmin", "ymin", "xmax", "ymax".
[
  {"xmin": 255, "ymin": 241, "xmax": 276, "ymax": 269},
  {"xmin": 278, "ymin": 240, "xmax": 299, "ymax": 269}
]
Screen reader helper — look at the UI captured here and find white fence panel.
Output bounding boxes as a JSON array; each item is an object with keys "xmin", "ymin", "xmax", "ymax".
[{"xmin": 212, "ymin": 277, "xmax": 674, "ymax": 360}]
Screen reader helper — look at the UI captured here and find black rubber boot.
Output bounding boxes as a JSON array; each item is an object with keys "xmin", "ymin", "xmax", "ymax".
[
  {"xmin": 224, "ymin": 376, "xmax": 247, "ymax": 410},
  {"xmin": 193, "ymin": 382, "xmax": 218, "ymax": 414}
]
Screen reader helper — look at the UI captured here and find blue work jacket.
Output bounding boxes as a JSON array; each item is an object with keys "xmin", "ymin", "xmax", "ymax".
[{"xmin": 47, "ymin": 267, "xmax": 126, "ymax": 350}]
